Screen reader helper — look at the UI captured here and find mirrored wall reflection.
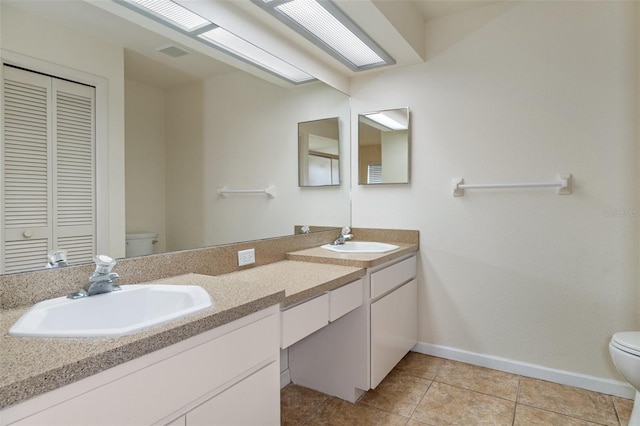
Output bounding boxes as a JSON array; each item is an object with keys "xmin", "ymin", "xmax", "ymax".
[
  {"xmin": 298, "ymin": 117, "xmax": 340, "ymax": 187},
  {"xmin": 1, "ymin": 0, "xmax": 352, "ymax": 274},
  {"xmin": 358, "ymin": 108, "xmax": 410, "ymax": 185}
]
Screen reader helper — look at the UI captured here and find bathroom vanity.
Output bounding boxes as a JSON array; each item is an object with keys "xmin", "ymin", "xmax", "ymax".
[
  {"xmin": 0, "ymin": 235, "xmax": 418, "ymax": 425},
  {"xmin": 2, "ymin": 307, "xmax": 281, "ymax": 425},
  {"xmin": 284, "ymin": 251, "xmax": 418, "ymax": 401}
]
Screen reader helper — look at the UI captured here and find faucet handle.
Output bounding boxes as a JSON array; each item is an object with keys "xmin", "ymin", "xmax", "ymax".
[
  {"xmin": 341, "ymin": 227, "xmax": 351, "ymax": 235},
  {"xmin": 93, "ymin": 255, "xmax": 116, "ymax": 274}
]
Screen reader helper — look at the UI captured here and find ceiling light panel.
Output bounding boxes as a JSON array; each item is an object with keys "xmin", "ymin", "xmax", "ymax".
[
  {"xmin": 114, "ymin": 0, "xmax": 316, "ymax": 84},
  {"xmin": 128, "ymin": 0, "xmax": 210, "ymax": 31},
  {"xmin": 364, "ymin": 112, "xmax": 408, "ymax": 130},
  {"xmin": 253, "ymin": 0, "xmax": 395, "ymax": 71},
  {"xmin": 199, "ymin": 28, "xmax": 314, "ymax": 83}
]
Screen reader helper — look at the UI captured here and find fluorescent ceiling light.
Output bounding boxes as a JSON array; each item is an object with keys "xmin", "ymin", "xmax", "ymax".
[
  {"xmin": 115, "ymin": 0, "xmax": 315, "ymax": 84},
  {"xmin": 364, "ymin": 113, "xmax": 407, "ymax": 130},
  {"xmin": 252, "ymin": 0, "xmax": 395, "ymax": 71},
  {"xmin": 199, "ymin": 28, "xmax": 314, "ymax": 83},
  {"xmin": 128, "ymin": 0, "xmax": 210, "ymax": 31}
]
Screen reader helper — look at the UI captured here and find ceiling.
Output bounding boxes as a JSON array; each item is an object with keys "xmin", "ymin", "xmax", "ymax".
[
  {"xmin": 2, "ymin": 0, "xmax": 498, "ymax": 91},
  {"xmin": 409, "ymin": 0, "xmax": 500, "ymax": 21}
]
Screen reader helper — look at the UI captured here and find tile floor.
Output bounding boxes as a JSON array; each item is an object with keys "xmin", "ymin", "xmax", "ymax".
[{"xmin": 281, "ymin": 352, "xmax": 634, "ymax": 426}]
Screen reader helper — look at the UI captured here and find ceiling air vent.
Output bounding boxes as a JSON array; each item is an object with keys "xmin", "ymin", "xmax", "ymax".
[{"xmin": 157, "ymin": 44, "xmax": 190, "ymax": 58}]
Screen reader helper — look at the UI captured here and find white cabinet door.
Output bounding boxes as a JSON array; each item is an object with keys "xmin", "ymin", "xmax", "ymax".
[
  {"xmin": 1, "ymin": 65, "xmax": 96, "ymax": 273},
  {"xmin": 371, "ymin": 288, "xmax": 399, "ymax": 388},
  {"xmin": 187, "ymin": 362, "xmax": 280, "ymax": 426},
  {"xmin": 370, "ymin": 279, "xmax": 418, "ymax": 388},
  {"xmin": 398, "ymin": 279, "xmax": 418, "ymax": 355}
]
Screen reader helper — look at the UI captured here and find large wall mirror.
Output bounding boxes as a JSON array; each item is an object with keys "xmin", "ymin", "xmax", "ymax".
[
  {"xmin": 358, "ymin": 108, "xmax": 410, "ymax": 185},
  {"xmin": 298, "ymin": 117, "xmax": 340, "ymax": 187},
  {"xmin": 0, "ymin": 0, "xmax": 350, "ymax": 274}
]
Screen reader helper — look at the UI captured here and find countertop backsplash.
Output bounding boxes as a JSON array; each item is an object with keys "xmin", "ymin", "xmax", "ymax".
[{"xmin": 0, "ymin": 228, "xmax": 418, "ymax": 310}]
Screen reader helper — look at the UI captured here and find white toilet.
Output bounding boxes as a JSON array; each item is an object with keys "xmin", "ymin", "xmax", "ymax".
[
  {"xmin": 609, "ymin": 331, "xmax": 640, "ymax": 425},
  {"xmin": 125, "ymin": 232, "xmax": 158, "ymax": 257}
]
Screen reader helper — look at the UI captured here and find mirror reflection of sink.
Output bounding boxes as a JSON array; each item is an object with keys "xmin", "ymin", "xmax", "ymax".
[
  {"xmin": 9, "ymin": 285, "xmax": 212, "ymax": 338},
  {"xmin": 321, "ymin": 241, "xmax": 399, "ymax": 253}
]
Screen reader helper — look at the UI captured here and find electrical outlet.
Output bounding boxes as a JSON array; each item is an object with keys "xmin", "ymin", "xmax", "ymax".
[{"xmin": 238, "ymin": 248, "xmax": 255, "ymax": 266}]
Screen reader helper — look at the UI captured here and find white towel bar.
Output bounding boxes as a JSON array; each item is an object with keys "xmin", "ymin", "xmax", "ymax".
[
  {"xmin": 452, "ymin": 174, "xmax": 571, "ymax": 197},
  {"xmin": 217, "ymin": 185, "xmax": 275, "ymax": 198}
]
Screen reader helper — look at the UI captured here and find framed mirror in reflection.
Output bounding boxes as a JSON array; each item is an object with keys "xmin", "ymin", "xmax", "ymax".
[
  {"xmin": 298, "ymin": 117, "xmax": 340, "ymax": 187},
  {"xmin": 358, "ymin": 108, "xmax": 410, "ymax": 185}
]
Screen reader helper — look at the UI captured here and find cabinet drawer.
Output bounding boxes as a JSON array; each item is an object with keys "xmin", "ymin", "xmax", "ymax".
[
  {"xmin": 370, "ymin": 256, "xmax": 417, "ymax": 299},
  {"xmin": 329, "ymin": 279, "xmax": 363, "ymax": 322},
  {"xmin": 281, "ymin": 293, "xmax": 329, "ymax": 348}
]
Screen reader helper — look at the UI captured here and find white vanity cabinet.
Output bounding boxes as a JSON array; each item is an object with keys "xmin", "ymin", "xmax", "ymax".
[
  {"xmin": 2, "ymin": 306, "xmax": 280, "ymax": 426},
  {"xmin": 287, "ymin": 254, "xmax": 417, "ymax": 401},
  {"xmin": 369, "ymin": 255, "xmax": 418, "ymax": 388}
]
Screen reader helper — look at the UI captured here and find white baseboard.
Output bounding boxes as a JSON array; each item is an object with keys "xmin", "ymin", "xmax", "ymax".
[{"xmin": 413, "ymin": 341, "xmax": 636, "ymax": 399}]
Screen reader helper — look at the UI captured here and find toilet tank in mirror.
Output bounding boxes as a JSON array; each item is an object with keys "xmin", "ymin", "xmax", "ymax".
[
  {"xmin": 298, "ymin": 117, "xmax": 340, "ymax": 187},
  {"xmin": 358, "ymin": 108, "xmax": 410, "ymax": 185}
]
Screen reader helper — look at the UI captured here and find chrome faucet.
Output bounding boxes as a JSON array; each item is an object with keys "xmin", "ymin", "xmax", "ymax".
[
  {"xmin": 332, "ymin": 227, "xmax": 354, "ymax": 245},
  {"xmin": 46, "ymin": 249, "xmax": 68, "ymax": 268},
  {"xmin": 68, "ymin": 255, "xmax": 121, "ymax": 299}
]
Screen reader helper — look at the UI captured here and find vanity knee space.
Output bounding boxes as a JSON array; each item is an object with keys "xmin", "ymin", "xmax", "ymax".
[{"xmin": 283, "ymin": 254, "xmax": 418, "ymax": 401}]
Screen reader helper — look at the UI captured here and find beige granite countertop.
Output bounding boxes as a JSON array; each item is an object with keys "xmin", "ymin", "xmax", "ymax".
[
  {"xmin": 0, "ymin": 260, "xmax": 364, "ymax": 410},
  {"xmin": 286, "ymin": 242, "xmax": 419, "ymax": 268}
]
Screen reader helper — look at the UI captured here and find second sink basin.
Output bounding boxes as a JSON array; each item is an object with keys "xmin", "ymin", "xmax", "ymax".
[
  {"xmin": 321, "ymin": 241, "xmax": 399, "ymax": 253},
  {"xmin": 9, "ymin": 284, "xmax": 213, "ymax": 338}
]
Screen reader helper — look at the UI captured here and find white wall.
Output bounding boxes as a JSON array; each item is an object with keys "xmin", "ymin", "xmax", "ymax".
[
  {"xmin": 124, "ymin": 79, "xmax": 166, "ymax": 253},
  {"xmin": 169, "ymin": 72, "xmax": 351, "ymax": 247},
  {"xmin": 381, "ymin": 129, "xmax": 409, "ymax": 183},
  {"xmin": 351, "ymin": 1, "xmax": 639, "ymax": 381},
  {"xmin": 165, "ymin": 81, "xmax": 206, "ymax": 252},
  {"xmin": 0, "ymin": 3, "xmax": 126, "ymax": 258}
]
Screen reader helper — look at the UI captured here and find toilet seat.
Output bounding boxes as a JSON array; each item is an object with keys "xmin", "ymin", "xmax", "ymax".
[{"xmin": 611, "ymin": 332, "xmax": 640, "ymax": 357}]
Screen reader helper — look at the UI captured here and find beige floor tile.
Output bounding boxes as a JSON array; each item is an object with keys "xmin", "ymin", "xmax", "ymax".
[
  {"xmin": 514, "ymin": 404, "xmax": 603, "ymax": 425},
  {"xmin": 612, "ymin": 396, "xmax": 634, "ymax": 426},
  {"xmin": 406, "ymin": 420, "xmax": 430, "ymax": 426},
  {"xmin": 394, "ymin": 352, "xmax": 446, "ymax": 380},
  {"xmin": 302, "ymin": 397, "xmax": 409, "ymax": 426},
  {"xmin": 281, "ymin": 384, "xmax": 330, "ymax": 426},
  {"xmin": 412, "ymin": 381, "xmax": 515, "ymax": 426},
  {"xmin": 359, "ymin": 370, "xmax": 431, "ymax": 417},
  {"xmin": 518, "ymin": 377, "xmax": 618, "ymax": 426},
  {"xmin": 434, "ymin": 359, "xmax": 520, "ymax": 401}
]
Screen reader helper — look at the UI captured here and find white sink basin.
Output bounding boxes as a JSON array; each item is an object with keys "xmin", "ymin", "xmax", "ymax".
[
  {"xmin": 321, "ymin": 241, "xmax": 399, "ymax": 253},
  {"xmin": 9, "ymin": 285, "xmax": 213, "ymax": 338}
]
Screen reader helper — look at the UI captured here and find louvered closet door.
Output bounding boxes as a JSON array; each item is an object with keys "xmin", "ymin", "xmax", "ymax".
[
  {"xmin": 2, "ymin": 66, "xmax": 53, "ymax": 273},
  {"xmin": 53, "ymin": 79, "xmax": 95, "ymax": 265},
  {"xmin": 1, "ymin": 66, "xmax": 96, "ymax": 273}
]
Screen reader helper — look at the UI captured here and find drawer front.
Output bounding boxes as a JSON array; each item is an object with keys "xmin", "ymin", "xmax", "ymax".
[
  {"xmin": 329, "ymin": 278, "xmax": 364, "ymax": 322},
  {"xmin": 187, "ymin": 362, "xmax": 280, "ymax": 426},
  {"xmin": 281, "ymin": 293, "xmax": 329, "ymax": 348},
  {"xmin": 370, "ymin": 255, "xmax": 417, "ymax": 300}
]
